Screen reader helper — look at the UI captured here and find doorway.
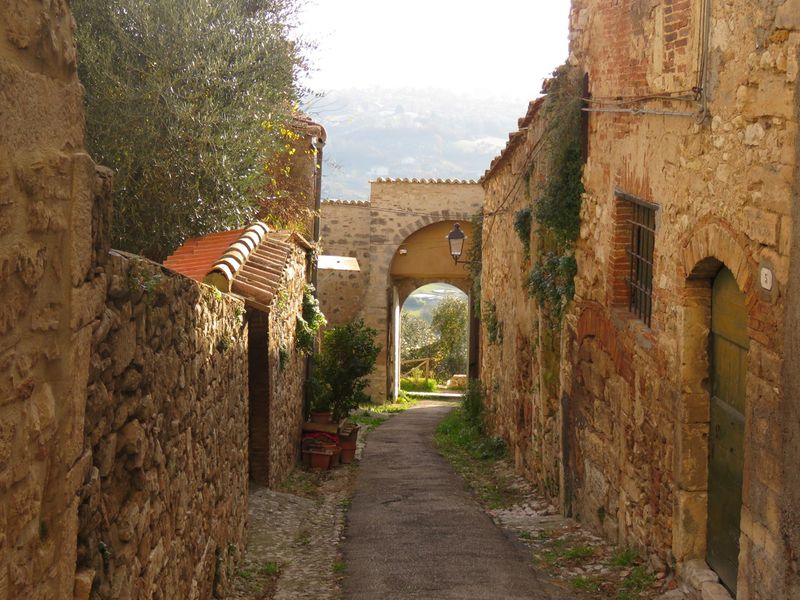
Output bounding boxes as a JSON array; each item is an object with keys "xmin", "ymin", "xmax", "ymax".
[{"xmin": 706, "ymin": 266, "xmax": 747, "ymax": 593}]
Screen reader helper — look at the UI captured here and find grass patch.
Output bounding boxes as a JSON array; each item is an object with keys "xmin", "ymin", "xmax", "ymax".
[
  {"xmin": 333, "ymin": 562, "xmax": 347, "ymax": 574},
  {"xmin": 349, "ymin": 414, "xmax": 387, "ymax": 431},
  {"xmin": 616, "ymin": 566, "xmax": 656, "ymax": 599},
  {"xmin": 262, "ymin": 561, "xmax": 280, "ymax": 576},
  {"xmin": 564, "ymin": 545, "xmax": 595, "ymax": 561},
  {"xmin": 571, "ymin": 575, "xmax": 600, "ymax": 592},
  {"xmin": 400, "ymin": 376, "xmax": 437, "ymax": 392},
  {"xmin": 434, "ymin": 408, "xmax": 522, "ymax": 509},
  {"xmin": 608, "ymin": 547, "xmax": 639, "ymax": 568}
]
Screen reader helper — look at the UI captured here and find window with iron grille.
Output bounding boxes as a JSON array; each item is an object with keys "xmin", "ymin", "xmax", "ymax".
[{"xmin": 614, "ymin": 190, "xmax": 658, "ymax": 327}]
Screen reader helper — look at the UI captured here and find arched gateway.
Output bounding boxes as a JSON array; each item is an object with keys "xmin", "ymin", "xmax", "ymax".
[{"xmin": 317, "ymin": 178, "xmax": 483, "ymax": 402}]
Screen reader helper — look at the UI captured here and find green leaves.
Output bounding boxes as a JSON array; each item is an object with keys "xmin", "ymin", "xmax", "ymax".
[
  {"xmin": 296, "ymin": 284, "xmax": 326, "ymax": 355},
  {"xmin": 315, "ymin": 319, "xmax": 380, "ymax": 421},
  {"xmin": 73, "ymin": 0, "xmax": 309, "ymax": 261}
]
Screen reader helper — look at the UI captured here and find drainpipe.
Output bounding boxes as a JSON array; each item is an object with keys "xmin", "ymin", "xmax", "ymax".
[{"xmin": 304, "ymin": 133, "xmax": 325, "ymax": 418}]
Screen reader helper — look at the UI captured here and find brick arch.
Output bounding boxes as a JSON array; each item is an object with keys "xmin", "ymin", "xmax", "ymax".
[{"xmin": 679, "ymin": 220, "xmax": 756, "ymax": 295}]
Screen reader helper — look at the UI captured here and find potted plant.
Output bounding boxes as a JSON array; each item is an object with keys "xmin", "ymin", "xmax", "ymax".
[
  {"xmin": 308, "ymin": 377, "xmax": 333, "ymax": 424},
  {"xmin": 316, "ymin": 319, "xmax": 380, "ymax": 422}
]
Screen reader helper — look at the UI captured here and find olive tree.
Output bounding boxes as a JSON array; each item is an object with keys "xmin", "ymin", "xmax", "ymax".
[{"xmin": 73, "ymin": 0, "xmax": 310, "ymax": 261}]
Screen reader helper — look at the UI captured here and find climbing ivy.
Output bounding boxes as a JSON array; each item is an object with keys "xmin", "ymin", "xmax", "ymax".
[
  {"xmin": 513, "ymin": 207, "xmax": 532, "ymax": 258},
  {"xmin": 525, "ymin": 252, "xmax": 577, "ymax": 321},
  {"xmin": 484, "ymin": 301, "xmax": 503, "ymax": 345},
  {"xmin": 526, "ymin": 64, "xmax": 586, "ymax": 319},
  {"xmin": 296, "ymin": 284, "xmax": 327, "ymax": 355},
  {"xmin": 467, "ymin": 211, "xmax": 484, "ymax": 313}
]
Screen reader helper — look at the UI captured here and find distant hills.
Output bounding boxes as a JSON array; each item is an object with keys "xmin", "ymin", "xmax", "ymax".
[
  {"xmin": 402, "ymin": 284, "xmax": 467, "ymax": 323},
  {"xmin": 303, "ymin": 87, "xmax": 537, "ymax": 200}
]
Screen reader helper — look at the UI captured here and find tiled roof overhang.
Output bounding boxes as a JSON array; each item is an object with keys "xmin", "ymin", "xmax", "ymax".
[{"xmin": 480, "ymin": 97, "xmax": 545, "ymax": 185}]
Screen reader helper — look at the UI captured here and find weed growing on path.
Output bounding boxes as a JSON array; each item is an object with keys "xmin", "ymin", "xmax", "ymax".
[{"xmin": 434, "ymin": 408, "xmax": 523, "ymax": 509}]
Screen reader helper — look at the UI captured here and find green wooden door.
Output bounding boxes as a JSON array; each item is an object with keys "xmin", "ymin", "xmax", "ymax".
[{"xmin": 707, "ymin": 267, "xmax": 747, "ymax": 593}]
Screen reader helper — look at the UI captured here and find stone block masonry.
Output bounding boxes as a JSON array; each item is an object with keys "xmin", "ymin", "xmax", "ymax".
[
  {"xmin": 0, "ymin": 1, "xmax": 107, "ymax": 597},
  {"xmin": 265, "ymin": 244, "xmax": 308, "ymax": 487},
  {"xmin": 77, "ymin": 253, "xmax": 249, "ymax": 599}
]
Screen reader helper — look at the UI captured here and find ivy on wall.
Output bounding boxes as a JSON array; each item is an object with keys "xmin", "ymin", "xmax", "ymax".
[
  {"xmin": 296, "ymin": 284, "xmax": 327, "ymax": 354},
  {"xmin": 513, "ymin": 207, "xmax": 532, "ymax": 258},
  {"xmin": 467, "ymin": 210, "xmax": 484, "ymax": 313},
  {"xmin": 484, "ymin": 301, "xmax": 503, "ymax": 345},
  {"xmin": 525, "ymin": 64, "xmax": 586, "ymax": 319}
]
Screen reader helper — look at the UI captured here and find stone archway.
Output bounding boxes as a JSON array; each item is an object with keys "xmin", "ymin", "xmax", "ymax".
[
  {"xmin": 317, "ymin": 179, "xmax": 484, "ymax": 401},
  {"xmin": 386, "ymin": 220, "xmax": 476, "ymax": 400}
]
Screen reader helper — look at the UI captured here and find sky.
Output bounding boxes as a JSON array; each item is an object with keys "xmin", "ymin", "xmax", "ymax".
[
  {"xmin": 293, "ymin": 1, "xmax": 572, "ymax": 199},
  {"xmin": 296, "ymin": 0, "xmax": 571, "ymax": 103}
]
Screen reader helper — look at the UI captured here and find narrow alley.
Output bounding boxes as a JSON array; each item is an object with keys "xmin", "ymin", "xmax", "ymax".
[{"xmin": 342, "ymin": 401, "xmax": 568, "ymax": 600}]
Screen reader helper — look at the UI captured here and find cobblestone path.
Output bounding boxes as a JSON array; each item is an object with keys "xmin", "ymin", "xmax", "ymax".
[{"xmin": 342, "ymin": 401, "xmax": 572, "ymax": 599}]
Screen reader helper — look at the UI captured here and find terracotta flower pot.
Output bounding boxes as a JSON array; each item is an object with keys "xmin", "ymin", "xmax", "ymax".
[
  {"xmin": 310, "ymin": 410, "xmax": 332, "ymax": 424},
  {"xmin": 340, "ymin": 446, "xmax": 356, "ymax": 464},
  {"xmin": 306, "ymin": 448, "xmax": 332, "ymax": 471}
]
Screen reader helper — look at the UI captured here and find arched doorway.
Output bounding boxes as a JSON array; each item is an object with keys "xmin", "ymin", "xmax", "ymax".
[
  {"xmin": 398, "ymin": 284, "xmax": 469, "ymax": 395},
  {"xmin": 386, "ymin": 220, "xmax": 478, "ymax": 400},
  {"xmin": 677, "ymin": 257, "xmax": 751, "ymax": 595}
]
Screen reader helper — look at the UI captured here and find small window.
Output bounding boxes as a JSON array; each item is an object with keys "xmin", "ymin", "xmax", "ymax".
[{"xmin": 614, "ymin": 190, "xmax": 658, "ymax": 326}]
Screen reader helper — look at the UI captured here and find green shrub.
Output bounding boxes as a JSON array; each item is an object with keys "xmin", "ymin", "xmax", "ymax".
[
  {"xmin": 462, "ymin": 379, "xmax": 484, "ymax": 428},
  {"xmin": 314, "ymin": 319, "xmax": 380, "ymax": 421},
  {"xmin": 400, "ymin": 377, "xmax": 437, "ymax": 392}
]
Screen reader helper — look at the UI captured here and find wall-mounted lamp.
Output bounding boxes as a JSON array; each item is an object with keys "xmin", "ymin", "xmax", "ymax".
[
  {"xmin": 447, "ymin": 223, "xmax": 469, "ymax": 264},
  {"xmin": 398, "ymin": 247, "xmax": 408, "ymax": 255}
]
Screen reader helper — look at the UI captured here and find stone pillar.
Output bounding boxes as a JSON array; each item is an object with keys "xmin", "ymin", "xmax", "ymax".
[{"xmin": 0, "ymin": 2, "xmax": 103, "ymax": 597}]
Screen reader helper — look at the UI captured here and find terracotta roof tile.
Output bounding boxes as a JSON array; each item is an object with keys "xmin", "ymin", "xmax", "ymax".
[
  {"xmin": 163, "ymin": 222, "xmax": 307, "ymax": 313},
  {"xmin": 163, "ymin": 228, "xmax": 245, "ymax": 282},
  {"xmin": 372, "ymin": 177, "xmax": 478, "ymax": 185}
]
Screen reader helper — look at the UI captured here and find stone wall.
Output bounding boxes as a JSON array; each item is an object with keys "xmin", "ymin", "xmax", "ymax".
[
  {"xmin": 0, "ymin": 2, "xmax": 105, "ymax": 597},
  {"xmin": 77, "ymin": 253, "xmax": 249, "ymax": 599},
  {"xmin": 480, "ymin": 100, "xmax": 563, "ymax": 501},
  {"xmin": 563, "ymin": 0, "xmax": 799, "ymax": 596},
  {"xmin": 265, "ymin": 245, "xmax": 308, "ymax": 486},
  {"xmin": 318, "ymin": 200, "xmax": 371, "ymax": 326}
]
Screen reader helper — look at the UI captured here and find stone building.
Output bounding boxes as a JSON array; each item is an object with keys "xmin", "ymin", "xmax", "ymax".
[
  {"xmin": 165, "ymin": 222, "xmax": 312, "ymax": 487},
  {"xmin": 318, "ymin": 179, "xmax": 483, "ymax": 401},
  {"xmin": 480, "ymin": 0, "xmax": 800, "ymax": 597},
  {"xmin": 479, "ymin": 98, "xmax": 565, "ymax": 501}
]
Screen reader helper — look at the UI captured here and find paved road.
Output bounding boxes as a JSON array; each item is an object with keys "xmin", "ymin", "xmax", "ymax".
[{"xmin": 342, "ymin": 401, "xmax": 571, "ymax": 599}]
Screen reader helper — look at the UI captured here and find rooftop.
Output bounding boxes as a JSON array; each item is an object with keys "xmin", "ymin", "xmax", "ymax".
[{"xmin": 164, "ymin": 223, "xmax": 310, "ymax": 313}]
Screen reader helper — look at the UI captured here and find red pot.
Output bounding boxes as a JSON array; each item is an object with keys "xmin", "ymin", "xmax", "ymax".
[
  {"xmin": 310, "ymin": 410, "xmax": 332, "ymax": 424},
  {"xmin": 308, "ymin": 449, "xmax": 332, "ymax": 471},
  {"xmin": 340, "ymin": 447, "xmax": 356, "ymax": 464}
]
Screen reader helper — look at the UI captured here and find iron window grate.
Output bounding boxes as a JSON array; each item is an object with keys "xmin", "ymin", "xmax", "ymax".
[{"xmin": 626, "ymin": 201, "xmax": 656, "ymax": 326}]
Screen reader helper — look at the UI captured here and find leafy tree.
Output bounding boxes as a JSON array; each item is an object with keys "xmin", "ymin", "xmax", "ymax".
[
  {"xmin": 73, "ymin": 0, "xmax": 310, "ymax": 261},
  {"xmin": 400, "ymin": 313, "xmax": 436, "ymax": 361},
  {"xmin": 430, "ymin": 296, "xmax": 468, "ymax": 380}
]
